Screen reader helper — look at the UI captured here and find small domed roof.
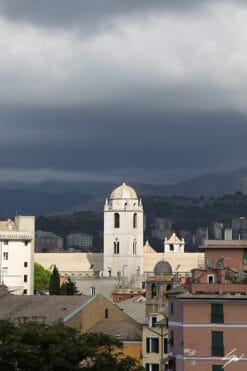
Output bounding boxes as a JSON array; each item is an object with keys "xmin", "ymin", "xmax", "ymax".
[
  {"xmin": 110, "ymin": 183, "xmax": 137, "ymax": 200},
  {"xmin": 154, "ymin": 260, "xmax": 172, "ymax": 275}
]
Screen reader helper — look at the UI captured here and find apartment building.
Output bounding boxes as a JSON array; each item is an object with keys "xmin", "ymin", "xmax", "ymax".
[{"xmin": 0, "ymin": 216, "xmax": 35, "ymax": 294}]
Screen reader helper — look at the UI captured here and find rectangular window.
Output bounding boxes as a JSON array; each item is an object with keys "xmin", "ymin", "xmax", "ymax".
[
  {"xmin": 146, "ymin": 337, "xmax": 159, "ymax": 353},
  {"xmin": 211, "ymin": 303, "xmax": 224, "ymax": 323},
  {"xmin": 149, "ymin": 315, "xmax": 157, "ymax": 328},
  {"xmin": 90, "ymin": 287, "xmax": 95, "ymax": 295},
  {"xmin": 24, "ymin": 275, "xmax": 28, "ymax": 283},
  {"xmin": 170, "ymin": 302, "xmax": 174, "ymax": 314},
  {"xmin": 145, "ymin": 364, "xmax": 159, "ymax": 371},
  {"xmin": 164, "ymin": 338, "xmax": 168, "ymax": 353},
  {"xmin": 24, "ymin": 240, "xmax": 29, "ymax": 246},
  {"xmin": 208, "ymin": 275, "xmax": 214, "ymax": 284},
  {"xmin": 212, "ymin": 331, "xmax": 224, "ymax": 356},
  {"xmin": 170, "ymin": 330, "xmax": 174, "ymax": 346},
  {"xmin": 24, "ymin": 262, "xmax": 28, "ymax": 267},
  {"xmin": 244, "ymin": 250, "xmax": 247, "ymax": 264},
  {"xmin": 3, "ymin": 241, "xmax": 8, "ymax": 245},
  {"xmin": 3, "ymin": 252, "xmax": 8, "ymax": 260},
  {"xmin": 23, "ymin": 289, "xmax": 27, "ymax": 295},
  {"xmin": 212, "ymin": 366, "xmax": 223, "ymax": 371}
]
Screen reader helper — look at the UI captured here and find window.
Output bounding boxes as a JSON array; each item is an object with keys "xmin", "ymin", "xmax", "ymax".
[
  {"xmin": 145, "ymin": 364, "xmax": 159, "ymax": 371},
  {"xmin": 114, "ymin": 239, "xmax": 119, "ymax": 254},
  {"xmin": 114, "ymin": 213, "xmax": 120, "ymax": 228},
  {"xmin": 151, "ymin": 283, "xmax": 157, "ymax": 298},
  {"xmin": 170, "ymin": 302, "xmax": 174, "ymax": 315},
  {"xmin": 211, "ymin": 303, "xmax": 224, "ymax": 323},
  {"xmin": 208, "ymin": 275, "xmax": 214, "ymax": 284},
  {"xmin": 169, "ymin": 244, "xmax": 174, "ymax": 251},
  {"xmin": 164, "ymin": 338, "xmax": 168, "ymax": 353},
  {"xmin": 133, "ymin": 239, "xmax": 137, "ymax": 254},
  {"xmin": 23, "ymin": 289, "xmax": 27, "ymax": 295},
  {"xmin": 3, "ymin": 252, "xmax": 8, "ymax": 260},
  {"xmin": 212, "ymin": 331, "xmax": 224, "ymax": 356},
  {"xmin": 3, "ymin": 241, "xmax": 8, "ymax": 245},
  {"xmin": 149, "ymin": 315, "xmax": 157, "ymax": 328},
  {"xmin": 170, "ymin": 330, "xmax": 174, "ymax": 346},
  {"xmin": 133, "ymin": 213, "xmax": 137, "ymax": 228},
  {"xmin": 24, "ymin": 240, "xmax": 29, "ymax": 246},
  {"xmin": 24, "ymin": 262, "xmax": 28, "ymax": 267},
  {"xmin": 146, "ymin": 337, "xmax": 159, "ymax": 353},
  {"xmin": 90, "ymin": 287, "xmax": 95, "ymax": 295},
  {"xmin": 105, "ymin": 308, "xmax": 109, "ymax": 319},
  {"xmin": 212, "ymin": 366, "xmax": 223, "ymax": 371},
  {"xmin": 24, "ymin": 275, "xmax": 28, "ymax": 283},
  {"xmin": 244, "ymin": 250, "xmax": 247, "ymax": 264}
]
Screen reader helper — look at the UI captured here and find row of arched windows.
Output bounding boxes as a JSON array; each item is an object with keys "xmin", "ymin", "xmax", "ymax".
[
  {"xmin": 114, "ymin": 213, "xmax": 138, "ymax": 229},
  {"xmin": 113, "ymin": 238, "xmax": 138, "ymax": 255}
]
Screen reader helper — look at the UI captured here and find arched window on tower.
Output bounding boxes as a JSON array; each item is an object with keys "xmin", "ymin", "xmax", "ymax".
[
  {"xmin": 114, "ymin": 238, "xmax": 120, "ymax": 254},
  {"xmin": 133, "ymin": 239, "xmax": 137, "ymax": 255},
  {"xmin": 133, "ymin": 213, "xmax": 137, "ymax": 228},
  {"xmin": 114, "ymin": 213, "xmax": 120, "ymax": 228}
]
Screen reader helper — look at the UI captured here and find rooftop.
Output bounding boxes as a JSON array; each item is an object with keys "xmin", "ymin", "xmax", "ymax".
[{"xmin": 202, "ymin": 240, "xmax": 247, "ymax": 249}]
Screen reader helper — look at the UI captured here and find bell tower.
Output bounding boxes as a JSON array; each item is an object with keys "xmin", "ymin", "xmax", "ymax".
[{"xmin": 103, "ymin": 183, "xmax": 143, "ymax": 279}]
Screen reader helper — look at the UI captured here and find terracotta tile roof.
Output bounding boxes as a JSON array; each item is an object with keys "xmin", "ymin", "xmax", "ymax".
[
  {"xmin": 0, "ymin": 292, "xmax": 93, "ymax": 325},
  {"xmin": 87, "ymin": 320, "xmax": 142, "ymax": 341}
]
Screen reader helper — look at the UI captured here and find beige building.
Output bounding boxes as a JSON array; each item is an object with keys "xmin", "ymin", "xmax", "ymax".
[{"xmin": 0, "ymin": 216, "xmax": 35, "ymax": 295}]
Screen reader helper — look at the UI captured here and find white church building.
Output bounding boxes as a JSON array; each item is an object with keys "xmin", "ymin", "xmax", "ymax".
[
  {"xmin": 103, "ymin": 183, "xmax": 143, "ymax": 278},
  {"xmin": 35, "ymin": 183, "xmax": 204, "ymax": 295}
]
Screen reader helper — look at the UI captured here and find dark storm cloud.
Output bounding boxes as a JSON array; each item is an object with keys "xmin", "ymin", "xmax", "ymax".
[
  {"xmin": 1, "ymin": 106, "xmax": 247, "ymax": 183},
  {"xmin": 0, "ymin": 1, "xmax": 247, "ymax": 183},
  {"xmin": 0, "ymin": 0, "xmax": 214, "ymax": 32}
]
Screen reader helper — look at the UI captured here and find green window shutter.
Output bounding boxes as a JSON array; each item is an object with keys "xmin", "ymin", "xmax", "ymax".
[
  {"xmin": 146, "ymin": 338, "xmax": 150, "ymax": 353},
  {"xmin": 211, "ymin": 303, "xmax": 224, "ymax": 323},
  {"xmin": 212, "ymin": 331, "xmax": 224, "ymax": 356},
  {"xmin": 212, "ymin": 366, "xmax": 223, "ymax": 371}
]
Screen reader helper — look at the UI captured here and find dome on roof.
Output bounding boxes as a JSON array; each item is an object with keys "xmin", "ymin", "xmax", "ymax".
[
  {"xmin": 154, "ymin": 260, "xmax": 172, "ymax": 275},
  {"xmin": 110, "ymin": 183, "xmax": 137, "ymax": 200}
]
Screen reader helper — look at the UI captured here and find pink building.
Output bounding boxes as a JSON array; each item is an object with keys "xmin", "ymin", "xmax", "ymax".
[{"xmin": 167, "ymin": 266, "xmax": 247, "ymax": 371}]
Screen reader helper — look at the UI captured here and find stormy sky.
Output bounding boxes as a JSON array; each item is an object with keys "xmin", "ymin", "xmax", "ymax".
[{"xmin": 1, "ymin": 0, "xmax": 247, "ymax": 184}]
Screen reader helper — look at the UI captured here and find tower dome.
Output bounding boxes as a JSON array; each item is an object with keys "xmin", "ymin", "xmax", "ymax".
[
  {"xmin": 110, "ymin": 183, "xmax": 137, "ymax": 200},
  {"xmin": 154, "ymin": 260, "xmax": 172, "ymax": 275}
]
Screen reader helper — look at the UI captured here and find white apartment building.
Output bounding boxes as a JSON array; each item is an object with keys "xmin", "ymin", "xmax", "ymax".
[{"xmin": 0, "ymin": 216, "xmax": 35, "ymax": 295}]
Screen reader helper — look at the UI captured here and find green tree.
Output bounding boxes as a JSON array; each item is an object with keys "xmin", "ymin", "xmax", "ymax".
[
  {"xmin": 34, "ymin": 262, "xmax": 51, "ymax": 292},
  {"xmin": 0, "ymin": 320, "xmax": 143, "ymax": 371},
  {"xmin": 49, "ymin": 265, "xmax": 60, "ymax": 295},
  {"xmin": 60, "ymin": 277, "xmax": 79, "ymax": 295}
]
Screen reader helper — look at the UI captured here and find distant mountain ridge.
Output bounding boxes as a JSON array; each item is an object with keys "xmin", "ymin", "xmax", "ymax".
[{"xmin": 0, "ymin": 168, "xmax": 247, "ymax": 216}]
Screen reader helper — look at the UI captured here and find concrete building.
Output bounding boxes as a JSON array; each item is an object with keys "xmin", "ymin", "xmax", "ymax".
[
  {"xmin": 0, "ymin": 216, "xmax": 35, "ymax": 295},
  {"xmin": 203, "ymin": 239, "xmax": 247, "ymax": 272},
  {"xmin": 103, "ymin": 183, "xmax": 144, "ymax": 278},
  {"xmin": 151, "ymin": 218, "xmax": 173, "ymax": 240},
  {"xmin": 66, "ymin": 232, "xmax": 93, "ymax": 251},
  {"xmin": 35, "ymin": 230, "xmax": 63, "ymax": 252}
]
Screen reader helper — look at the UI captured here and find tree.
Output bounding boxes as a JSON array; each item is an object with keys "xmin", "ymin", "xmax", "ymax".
[
  {"xmin": 60, "ymin": 277, "xmax": 79, "ymax": 295},
  {"xmin": 0, "ymin": 320, "xmax": 143, "ymax": 371},
  {"xmin": 34, "ymin": 262, "xmax": 51, "ymax": 292},
  {"xmin": 49, "ymin": 265, "xmax": 60, "ymax": 295}
]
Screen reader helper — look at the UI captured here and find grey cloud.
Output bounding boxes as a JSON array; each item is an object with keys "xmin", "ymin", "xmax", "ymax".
[
  {"xmin": 1, "ymin": 106, "xmax": 247, "ymax": 183},
  {"xmin": 0, "ymin": 0, "xmax": 222, "ymax": 33}
]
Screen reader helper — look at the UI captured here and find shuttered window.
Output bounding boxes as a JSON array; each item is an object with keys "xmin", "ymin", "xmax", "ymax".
[
  {"xmin": 211, "ymin": 303, "xmax": 224, "ymax": 323},
  {"xmin": 146, "ymin": 337, "xmax": 159, "ymax": 353},
  {"xmin": 212, "ymin": 331, "xmax": 224, "ymax": 356}
]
